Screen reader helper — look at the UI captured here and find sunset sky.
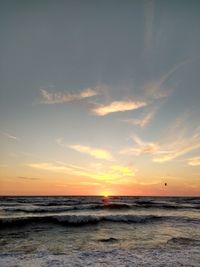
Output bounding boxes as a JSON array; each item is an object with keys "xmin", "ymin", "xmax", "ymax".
[{"xmin": 0, "ymin": 0, "xmax": 200, "ymax": 196}]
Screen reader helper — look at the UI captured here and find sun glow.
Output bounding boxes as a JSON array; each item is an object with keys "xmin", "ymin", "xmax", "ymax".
[{"xmin": 101, "ymin": 191, "xmax": 111, "ymax": 198}]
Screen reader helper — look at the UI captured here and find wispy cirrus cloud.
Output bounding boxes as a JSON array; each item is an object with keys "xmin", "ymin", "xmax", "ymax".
[
  {"xmin": 90, "ymin": 100, "xmax": 146, "ymax": 116},
  {"xmin": 95, "ymin": 164, "xmax": 136, "ymax": 182},
  {"xmin": 27, "ymin": 162, "xmax": 92, "ymax": 178},
  {"xmin": 143, "ymin": 80, "xmax": 171, "ymax": 102},
  {"xmin": 28, "ymin": 162, "xmax": 71, "ymax": 172},
  {"xmin": 69, "ymin": 144, "xmax": 113, "ymax": 161},
  {"xmin": 187, "ymin": 157, "xmax": 200, "ymax": 166},
  {"xmin": 56, "ymin": 138, "xmax": 113, "ymax": 161},
  {"xmin": 110, "ymin": 165, "xmax": 136, "ymax": 176},
  {"xmin": 153, "ymin": 121, "xmax": 200, "ymax": 163},
  {"xmin": 120, "ymin": 126, "xmax": 200, "ymax": 163},
  {"xmin": 17, "ymin": 176, "xmax": 40, "ymax": 180},
  {"xmin": 1, "ymin": 131, "xmax": 19, "ymax": 141},
  {"xmin": 153, "ymin": 136, "xmax": 200, "ymax": 162},
  {"xmin": 142, "ymin": 60, "xmax": 193, "ymax": 101},
  {"xmin": 124, "ymin": 108, "xmax": 156, "ymax": 128},
  {"xmin": 27, "ymin": 161, "xmax": 136, "ymax": 184},
  {"xmin": 40, "ymin": 87, "xmax": 98, "ymax": 104},
  {"xmin": 120, "ymin": 135, "xmax": 160, "ymax": 156},
  {"xmin": 88, "ymin": 63, "xmax": 184, "ymax": 117}
]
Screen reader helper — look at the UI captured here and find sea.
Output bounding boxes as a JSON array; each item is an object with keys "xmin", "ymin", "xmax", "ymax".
[{"xmin": 0, "ymin": 196, "xmax": 200, "ymax": 267}]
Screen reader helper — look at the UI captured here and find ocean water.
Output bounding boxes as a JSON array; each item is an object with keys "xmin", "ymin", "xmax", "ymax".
[{"xmin": 0, "ymin": 196, "xmax": 200, "ymax": 267}]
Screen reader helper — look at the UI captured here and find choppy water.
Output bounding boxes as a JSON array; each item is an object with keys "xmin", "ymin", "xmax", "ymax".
[{"xmin": 0, "ymin": 196, "xmax": 200, "ymax": 266}]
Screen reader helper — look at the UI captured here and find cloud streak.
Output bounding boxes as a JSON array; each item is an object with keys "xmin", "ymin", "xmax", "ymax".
[
  {"xmin": 69, "ymin": 144, "xmax": 113, "ymax": 161},
  {"xmin": 40, "ymin": 87, "xmax": 98, "ymax": 104},
  {"xmin": 120, "ymin": 127, "xmax": 200, "ymax": 163},
  {"xmin": 28, "ymin": 162, "xmax": 71, "ymax": 172},
  {"xmin": 120, "ymin": 135, "xmax": 160, "ymax": 156},
  {"xmin": 143, "ymin": 59, "xmax": 193, "ymax": 102},
  {"xmin": 90, "ymin": 100, "xmax": 146, "ymax": 116},
  {"xmin": 56, "ymin": 138, "xmax": 113, "ymax": 161},
  {"xmin": 86, "ymin": 61, "xmax": 184, "ymax": 119},
  {"xmin": 17, "ymin": 177, "xmax": 40, "ymax": 180},
  {"xmin": 124, "ymin": 109, "xmax": 156, "ymax": 127},
  {"xmin": 27, "ymin": 161, "xmax": 136, "ymax": 184},
  {"xmin": 187, "ymin": 157, "xmax": 200, "ymax": 166},
  {"xmin": 1, "ymin": 131, "xmax": 19, "ymax": 140},
  {"xmin": 27, "ymin": 162, "xmax": 96, "ymax": 180},
  {"xmin": 153, "ymin": 122, "xmax": 200, "ymax": 163}
]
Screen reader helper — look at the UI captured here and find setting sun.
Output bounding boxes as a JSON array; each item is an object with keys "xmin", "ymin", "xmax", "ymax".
[
  {"xmin": 100, "ymin": 189, "xmax": 113, "ymax": 198},
  {"xmin": 101, "ymin": 191, "xmax": 110, "ymax": 198}
]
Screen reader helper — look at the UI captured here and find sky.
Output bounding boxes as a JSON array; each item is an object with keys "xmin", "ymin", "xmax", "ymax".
[{"xmin": 0, "ymin": 0, "xmax": 200, "ymax": 196}]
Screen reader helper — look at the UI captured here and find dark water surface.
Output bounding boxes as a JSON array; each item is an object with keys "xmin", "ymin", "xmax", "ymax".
[{"xmin": 0, "ymin": 196, "xmax": 200, "ymax": 266}]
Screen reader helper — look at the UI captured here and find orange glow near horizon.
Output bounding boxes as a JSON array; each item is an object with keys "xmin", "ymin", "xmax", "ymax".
[
  {"xmin": 0, "ymin": 149, "xmax": 200, "ymax": 197},
  {"xmin": 0, "ymin": 171, "xmax": 200, "ymax": 196}
]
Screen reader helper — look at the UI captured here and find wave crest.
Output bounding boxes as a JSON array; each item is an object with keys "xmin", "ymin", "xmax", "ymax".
[{"xmin": 0, "ymin": 214, "xmax": 163, "ymax": 228}]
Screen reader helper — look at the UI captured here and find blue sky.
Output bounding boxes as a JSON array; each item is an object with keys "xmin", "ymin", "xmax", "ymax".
[{"xmin": 0, "ymin": 0, "xmax": 200, "ymax": 195}]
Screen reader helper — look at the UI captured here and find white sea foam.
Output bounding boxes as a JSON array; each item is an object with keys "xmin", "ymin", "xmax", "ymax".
[{"xmin": 1, "ymin": 246, "xmax": 200, "ymax": 267}]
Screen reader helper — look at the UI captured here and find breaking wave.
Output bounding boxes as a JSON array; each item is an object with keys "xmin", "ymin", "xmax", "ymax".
[
  {"xmin": 1, "ymin": 214, "xmax": 199, "ymax": 228},
  {"xmin": 1, "ymin": 203, "xmax": 132, "ymax": 213},
  {"xmin": 2, "ymin": 202, "xmax": 199, "ymax": 214},
  {"xmin": 0, "ymin": 214, "xmax": 163, "ymax": 227}
]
